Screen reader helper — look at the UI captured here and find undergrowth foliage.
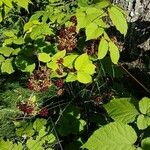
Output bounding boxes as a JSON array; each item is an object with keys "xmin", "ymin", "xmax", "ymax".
[{"xmin": 0, "ymin": 0, "xmax": 150, "ymax": 150}]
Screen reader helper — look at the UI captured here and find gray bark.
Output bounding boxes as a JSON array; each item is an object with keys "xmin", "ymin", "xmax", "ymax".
[{"xmin": 112, "ymin": 0, "xmax": 150, "ymax": 70}]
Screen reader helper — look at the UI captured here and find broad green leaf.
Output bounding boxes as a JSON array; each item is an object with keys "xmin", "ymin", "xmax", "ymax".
[
  {"xmin": 78, "ymin": 0, "xmax": 88, "ymax": 7},
  {"xmin": 98, "ymin": 37, "xmax": 109, "ymax": 59},
  {"xmin": 52, "ymin": 50, "xmax": 66, "ymax": 61},
  {"xmin": 24, "ymin": 20, "xmax": 40, "ymax": 32},
  {"xmin": 63, "ymin": 54, "xmax": 78, "ymax": 68},
  {"xmin": 108, "ymin": 6, "xmax": 128, "ymax": 36},
  {"xmin": 15, "ymin": 56, "xmax": 35, "ymax": 73},
  {"xmin": 82, "ymin": 62, "xmax": 96, "ymax": 75},
  {"xmin": 93, "ymin": 19, "xmax": 109, "ymax": 28},
  {"xmin": 33, "ymin": 119, "xmax": 47, "ymax": 131},
  {"xmin": 16, "ymin": 0, "xmax": 31, "ymax": 10},
  {"xmin": 0, "ymin": 140, "xmax": 22, "ymax": 150},
  {"xmin": 66, "ymin": 73, "xmax": 77, "ymax": 82},
  {"xmin": 12, "ymin": 48, "xmax": 21, "ymax": 55},
  {"xmin": 104, "ymin": 98, "xmax": 139, "ymax": 123},
  {"xmin": 139, "ymin": 97, "xmax": 150, "ymax": 116},
  {"xmin": 47, "ymin": 61, "xmax": 58, "ymax": 70},
  {"xmin": 0, "ymin": 12, "xmax": 2, "ymax": 23},
  {"xmin": 95, "ymin": 0, "xmax": 110, "ymax": 9},
  {"xmin": 85, "ymin": 23, "xmax": 104, "ymax": 41},
  {"xmin": 76, "ymin": 11, "xmax": 87, "ymax": 32},
  {"xmin": 25, "ymin": 63, "xmax": 35, "ymax": 73},
  {"xmin": 0, "ymin": 47, "xmax": 13, "ymax": 57},
  {"xmin": 77, "ymin": 71, "xmax": 92, "ymax": 84},
  {"xmin": 3, "ymin": 31, "xmax": 15, "ymax": 37},
  {"xmin": 141, "ymin": 137, "xmax": 150, "ymax": 150},
  {"xmin": 13, "ymin": 38, "xmax": 25, "ymax": 45},
  {"xmin": 137, "ymin": 114, "xmax": 150, "ymax": 130},
  {"xmin": 16, "ymin": 123, "xmax": 34, "ymax": 137},
  {"xmin": 27, "ymin": 139, "xmax": 44, "ymax": 150},
  {"xmin": 82, "ymin": 122, "xmax": 137, "ymax": 150},
  {"xmin": 3, "ymin": 38, "xmax": 13, "ymax": 45},
  {"xmin": 75, "ymin": 53, "xmax": 89, "ymax": 71},
  {"xmin": 0, "ymin": 55, "xmax": 5, "ymax": 63},
  {"xmin": 38, "ymin": 53, "xmax": 51, "ymax": 63},
  {"xmin": 109, "ymin": 41, "xmax": 120, "ymax": 64},
  {"xmin": 30, "ymin": 23, "xmax": 53, "ymax": 39},
  {"xmin": 1, "ymin": 58, "xmax": 14, "ymax": 74},
  {"xmin": 2, "ymin": 0, "xmax": 12, "ymax": 7}
]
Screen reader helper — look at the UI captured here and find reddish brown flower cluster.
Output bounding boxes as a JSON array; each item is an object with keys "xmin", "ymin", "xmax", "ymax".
[
  {"xmin": 70, "ymin": 15, "xmax": 77, "ymax": 25},
  {"xmin": 57, "ymin": 25, "xmax": 77, "ymax": 52},
  {"xmin": 17, "ymin": 101, "xmax": 35, "ymax": 115},
  {"xmin": 38, "ymin": 107, "xmax": 49, "ymax": 117},
  {"xmin": 84, "ymin": 39, "xmax": 100, "ymax": 55},
  {"xmin": 55, "ymin": 79, "xmax": 64, "ymax": 88},
  {"xmin": 27, "ymin": 67, "xmax": 52, "ymax": 92}
]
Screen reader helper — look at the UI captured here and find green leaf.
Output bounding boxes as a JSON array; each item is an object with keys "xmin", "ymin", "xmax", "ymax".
[
  {"xmin": 16, "ymin": 123, "xmax": 34, "ymax": 137},
  {"xmin": 98, "ymin": 37, "xmax": 109, "ymax": 59},
  {"xmin": 82, "ymin": 62, "xmax": 96, "ymax": 75},
  {"xmin": 82, "ymin": 122, "xmax": 137, "ymax": 150},
  {"xmin": 139, "ymin": 97, "xmax": 150, "ymax": 116},
  {"xmin": 76, "ymin": 11, "xmax": 87, "ymax": 32},
  {"xmin": 30, "ymin": 23, "xmax": 53, "ymax": 39},
  {"xmin": 47, "ymin": 61, "xmax": 58, "ymax": 70},
  {"xmin": 13, "ymin": 38, "xmax": 25, "ymax": 45},
  {"xmin": 33, "ymin": 119, "xmax": 47, "ymax": 131},
  {"xmin": 1, "ymin": 58, "xmax": 14, "ymax": 74},
  {"xmin": 141, "ymin": 137, "xmax": 150, "ymax": 150},
  {"xmin": 75, "ymin": 53, "xmax": 90, "ymax": 71},
  {"xmin": 66, "ymin": 73, "xmax": 77, "ymax": 82},
  {"xmin": 95, "ymin": 0, "xmax": 110, "ymax": 9},
  {"xmin": 52, "ymin": 50, "xmax": 66, "ymax": 61},
  {"xmin": 15, "ymin": 56, "xmax": 35, "ymax": 73},
  {"xmin": 108, "ymin": 6, "xmax": 128, "ymax": 36},
  {"xmin": 104, "ymin": 98, "xmax": 139, "ymax": 123},
  {"xmin": 109, "ymin": 41, "xmax": 120, "ymax": 64},
  {"xmin": 63, "ymin": 54, "xmax": 78, "ymax": 68},
  {"xmin": 0, "ymin": 140, "xmax": 22, "ymax": 150},
  {"xmin": 0, "ymin": 47, "xmax": 13, "ymax": 57},
  {"xmin": 38, "ymin": 53, "xmax": 51, "ymax": 63},
  {"xmin": 16, "ymin": 0, "xmax": 31, "ymax": 10},
  {"xmin": 85, "ymin": 23, "xmax": 104, "ymax": 41},
  {"xmin": 3, "ymin": 31, "xmax": 15, "ymax": 37},
  {"xmin": 77, "ymin": 71, "xmax": 92, "ymax": 84},
  {"xmin": 0, "ymin": 55, "xmax": 5, "ymax": 63},
  {"xmin": 2, "ymin": 0, "xmax": 13, "ymax": 8},
  {"xmin": 137, "ymin": 114, "xmax": 150, "ymax": 130}
]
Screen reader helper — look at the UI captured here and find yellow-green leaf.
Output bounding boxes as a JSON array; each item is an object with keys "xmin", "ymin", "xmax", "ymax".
[
  {"xmin": 52, "ymin": 50, "xmax": 66, "ymax": 61},
  {"xmin": 109, "ymin": 41, "xmax": 120, "ymax": 64},
  {"xmin": 85, "ymin": 23, "xmax": 104, "ymax": 41},
  {"xmin": 38, "ymin": 53, "xmax": 51, "ymax": 63},
  {"xmin": 108, "ymin": 6, "xmax": 128, "ymax": 36},
  {"xmin": 98, "ymin": 37, "xmax": 109, "ymax": 59},
  {"xmin": 77, "ymin": 71, "xmax": 92, "ymax": 84}
]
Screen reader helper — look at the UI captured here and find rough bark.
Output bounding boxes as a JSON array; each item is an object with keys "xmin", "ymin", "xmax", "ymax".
[{"xmin": 112, "ymin": 0, "xmax": 150, "ymax": 67}]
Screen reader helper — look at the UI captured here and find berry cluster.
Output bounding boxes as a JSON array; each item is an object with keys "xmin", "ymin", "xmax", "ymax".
[
  {"xmin": 84, "ymin": 39, "xmax": 100, "ymax": 55},
  {"xmin": 57, "ymin": 24, "xmax": 77, "ymax": 52},
  {"xmin": 38, "ymin": 107, "xmax": 49, "ymax": 117},
  {"xmin": 27, "ymin": 67, "xmax": 52, "ymax": 92},
  {"xmin": 17, "ymin": 101, "xmax": 35, "ymax": 115}
]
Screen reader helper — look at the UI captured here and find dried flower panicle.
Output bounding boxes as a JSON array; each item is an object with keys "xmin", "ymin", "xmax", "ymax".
[
  {"xmin": 17, "ymin": 101, "xmax": 35, "ymax": 115},
  {"xmin": 38, "ymin": 107, "xmax": 49, "ymax": 117},
  {"xmin": 57, "ymin": 25, "xmax": 77, "ymax": 52},
  {"xmin": 84, "ymin": 39, "xmax": 100, "ymax": 55},
  {"xmin": 27, "ymin": 67, "xmax": 52, "ymax": 92}
]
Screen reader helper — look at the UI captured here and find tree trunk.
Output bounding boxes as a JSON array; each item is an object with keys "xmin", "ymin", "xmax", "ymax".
[{"xmin": 112, "ymin": 0, "xmax": 150, "ymax": 66}]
